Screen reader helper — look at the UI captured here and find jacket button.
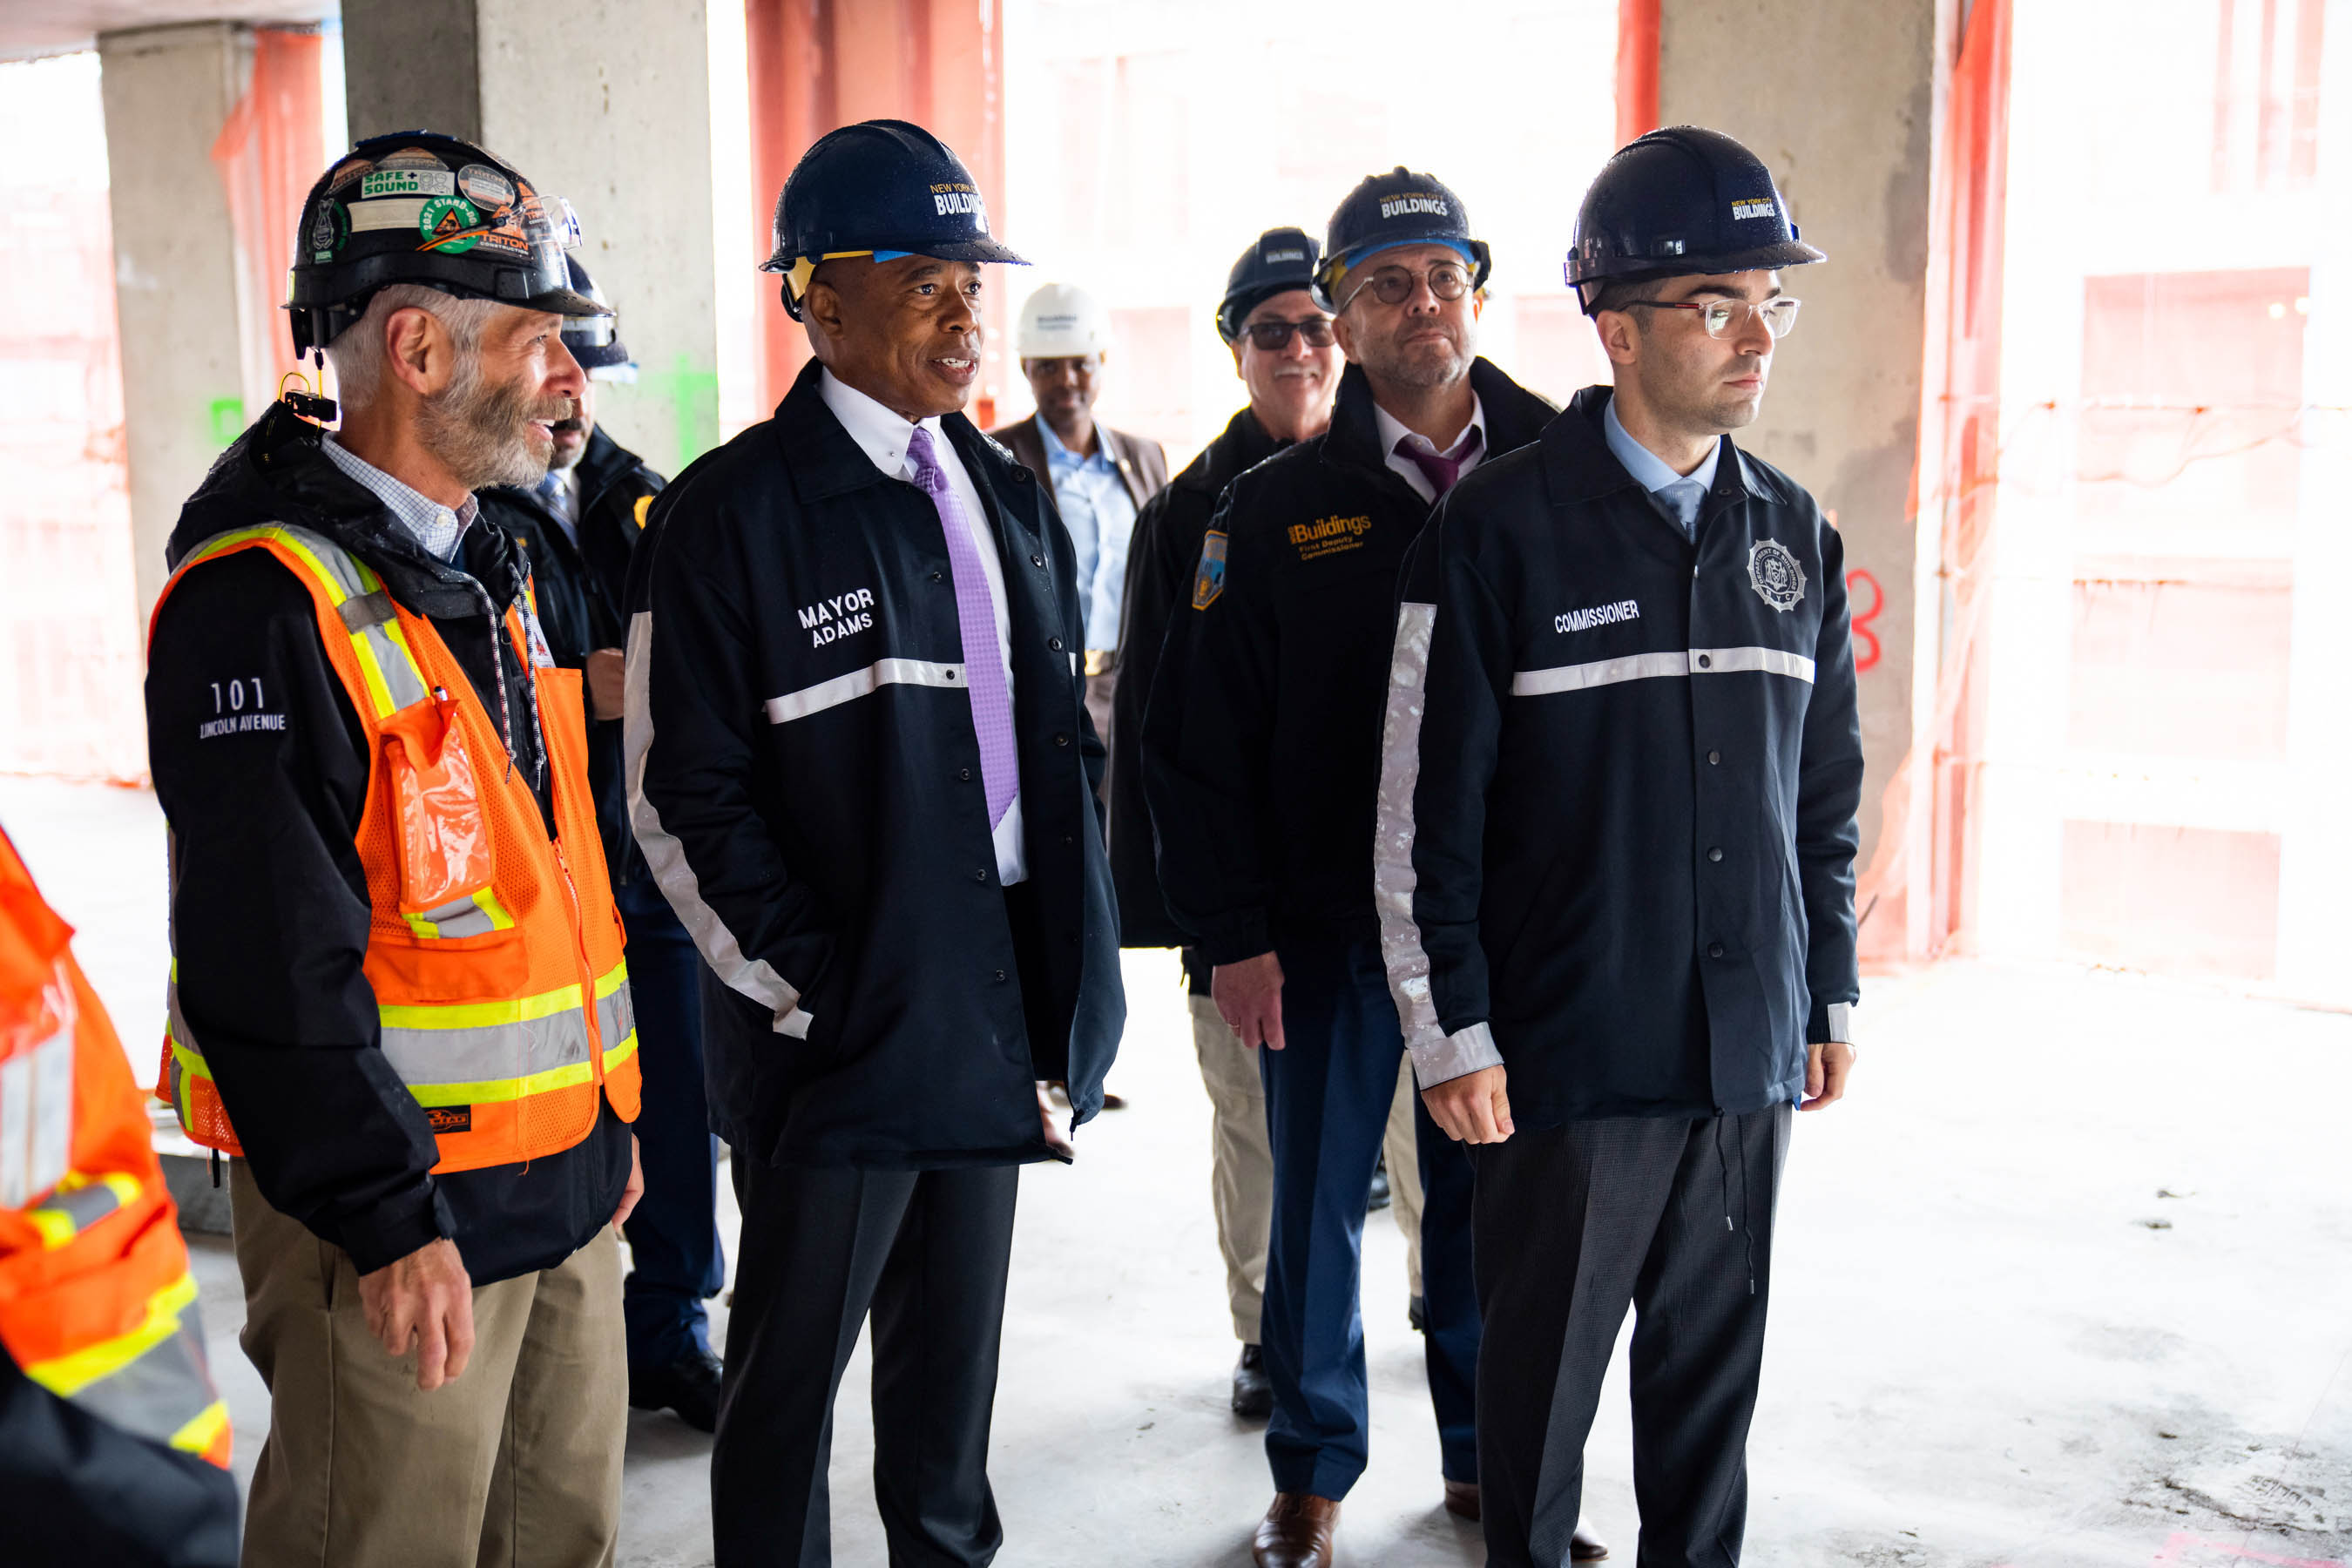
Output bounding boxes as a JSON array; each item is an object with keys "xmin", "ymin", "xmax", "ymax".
[
  {"xmin": 1707, "ymin": 749, "xmax": 1722, "ymax": 765},
  {"xmin": 930, "ymin": 570, "xmax": 944, "ymax": 583},
  {"xmin": 974, "ymin": 868, "xmax": 989, "ymax": 883},
  {"xmin": 1707, "ymin": 942, "xmax": 1725, "ymax": 959},
  {"xmin": 1049, "ymin": 636, "xmax": 1064, "ymax": 652},
  {"xmin": 1707, "ymin": 847, "xmax": 1723, "ymax": 862},
  {"xmin": 993, "ymin": 969, "xmax": 1008, "ymax": 983},
  {"xmin": 1696, "ymin": 653, "xmax": 1713, "ymax": 669},
  {"xmin": 958, "ymin": 767, "xmax": 973, "ymax": 781},
  {"xmin": 1062, "ymin": 834, "xmax": 1074, "ymax": 846},
  {"xmin": 1054, "ymin": 733, "xmax": 1070, "ymax": 747},
  {"xmin": 1031, "ymin": 554, "xmax": 1045, "ymax": 567}
]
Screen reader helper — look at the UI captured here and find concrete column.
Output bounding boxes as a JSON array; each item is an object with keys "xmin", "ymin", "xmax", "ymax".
[
  {"xmin": 1656, "ymin": 0, "xmax": 1941, "ymax": 875},
  {"xmin": 341, "ymin": 0, "xmax": 720, "ymax": 478},
  {"xmin": 97, "ymin": 21, "xmax": 258, "ymax": 631}
]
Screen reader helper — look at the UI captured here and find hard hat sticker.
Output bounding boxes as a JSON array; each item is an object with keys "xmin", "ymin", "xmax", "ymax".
[
  {"xmin": 361, "ymin": 167, "xmax": 455, "ymax": 199},
  {"xmin": 457, "ymin": 164, "xmax": 517, "ymax": 209},
  {"xmin": 375, "ymin": 145, "xmax": 448, "ymax": 172},
  {"xmin": 1379, "ymin": 193, "xmax": 1450, "ymax": 220},
  {"xmin": 1732, "ymin": 198, "xmax": 1778, "ymax": 221},
  {"xmin": 325, "ymin": 157, "xmax": 373, "ymax": 192},
  {"xmin": 349, "ymin": 198, "xmax": 429, "ymax": 233},
  {"xmin": 308, "ymin": 199, "xmax": 346, "ymax": 261},
  {"xmin": 418, "ymin": 195, "xmax": 483, "ymax": 253}
]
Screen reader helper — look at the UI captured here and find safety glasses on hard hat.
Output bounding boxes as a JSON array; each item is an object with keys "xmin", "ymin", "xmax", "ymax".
[
  {"xmin": 1339, "ymin": 260, "xmax": 1473, "ymax": 312},
  {"xmin": 1240, "ymin": 317, "xmax": 1337, "ymax": 350},
  {"xmin": 1625, "ymin": 296, "xmax": 1802, "ymax": 340}
]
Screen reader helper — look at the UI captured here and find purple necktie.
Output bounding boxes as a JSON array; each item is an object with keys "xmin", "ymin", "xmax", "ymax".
[
  {"xmin": 906, "ymin": 426, "xmax": 1017, "ymax": 828},
  {"xmin": 1396, "ymin": 426, "xmax": 1484, "ymax": 498}
]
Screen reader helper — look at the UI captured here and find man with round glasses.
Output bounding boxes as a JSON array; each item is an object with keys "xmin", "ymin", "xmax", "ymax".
[
  {"xmin": 1377, "ymin": 125, "xmax": 1864, "ymax": 1565},
  {"xmin": 1110, "ymin": 226, "xmax": 1338, "ymax": 1423},
  {"xmin": 1142, "ymin": 172, "xmax": 1577, "ymax": 1568}
]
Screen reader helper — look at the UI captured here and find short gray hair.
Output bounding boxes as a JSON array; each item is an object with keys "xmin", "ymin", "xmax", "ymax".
[{"xmin": 324, "ymin": 285, "xmax": 504, "ymax": 409}]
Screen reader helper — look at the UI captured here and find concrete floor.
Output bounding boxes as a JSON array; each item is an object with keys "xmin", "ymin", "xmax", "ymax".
[{"xmin": 4, "ymin": 775, "xmax": 2349, "ymax": 1565}]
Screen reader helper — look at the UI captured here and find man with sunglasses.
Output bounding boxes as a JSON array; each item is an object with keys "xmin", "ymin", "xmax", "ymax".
[
  {"xmin": 1142, "ymin": 172, "xmax": 1579, "ymax": 1568},
  {"xmin": 1377, "ymin": 127, "xmax": 1863, "ymax": 1566},
  {"xmin": 1109, "ymin": 226, "xmax": 1338, "ymax": 1421}
]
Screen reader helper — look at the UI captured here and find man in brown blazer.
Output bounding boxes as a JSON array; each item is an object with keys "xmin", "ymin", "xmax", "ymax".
[{"xmin": 991, "ymin": 281, "xmax": 1169, "ymax": 751}]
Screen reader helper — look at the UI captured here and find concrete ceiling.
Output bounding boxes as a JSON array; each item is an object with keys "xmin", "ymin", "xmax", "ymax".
[{"xmin": 1, "ymin": 1, "xmax": 336, "ymax": 63}]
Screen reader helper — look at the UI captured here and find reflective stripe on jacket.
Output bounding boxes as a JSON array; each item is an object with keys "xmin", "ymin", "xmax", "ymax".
[
  {"xmin": 150, "ymin": 524, "xmax": 640, "ymax": 1174},
  {"xmin": 0, "ymin": 824, "xmax": 233, "ymax": 1473}
]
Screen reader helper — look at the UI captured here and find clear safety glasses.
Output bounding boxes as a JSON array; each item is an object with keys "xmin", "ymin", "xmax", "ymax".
[{"xmin": 1625, "ymin": 296, "xmax": 1802, "ymax": 340}]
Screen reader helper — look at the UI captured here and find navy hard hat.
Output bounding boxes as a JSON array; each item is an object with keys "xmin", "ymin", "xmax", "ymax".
[
  {"xmin": 558, "ymin": 255, "xmax": 636, "ymax": 380},
  {"xmin": 287, "ymin": 130, "xmax": 605, "ymax": 355},
  {"xmin": 1216, "ymin": 226, "xmax": 1321, "ymax": 343},
  {"xmin": 1565, "ymin": 125, "xmax": 1826, "ymax": 309},
  {"xmin": 762, "ymin": 118, "xmax": 1027, "ymax": 319},
  {"xmin": 1311, "ymin": 167, "xmax": 1490, "ymax": 312}
]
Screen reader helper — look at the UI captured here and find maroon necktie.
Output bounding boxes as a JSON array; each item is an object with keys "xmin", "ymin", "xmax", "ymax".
[{"xmin": 1396, "ymin": 426, "xmax": 1484, "ymax": 498}]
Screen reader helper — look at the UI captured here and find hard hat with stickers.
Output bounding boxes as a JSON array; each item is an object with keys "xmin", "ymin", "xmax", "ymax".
[
  {"xmin": 287, "ymin": 129, "xmax": 605, "ymax": 356},
  {"xmin": 761, "ymin": 118, "xmax": 1027, "ymax": 321}
]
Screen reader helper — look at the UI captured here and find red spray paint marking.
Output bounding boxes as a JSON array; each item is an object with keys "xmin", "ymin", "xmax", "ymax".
[
  {"xmin": 2150, "ymin": 1531, "xmax": 2344, "ymax": 1568},
  {"xmin": 1848, "ymin": 567, "xmax": 1885, "ymax": 672}
]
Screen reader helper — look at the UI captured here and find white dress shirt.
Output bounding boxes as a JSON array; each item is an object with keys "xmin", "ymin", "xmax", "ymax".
[
  {"xmin": 1374, "ymin": 392, "xmax": 1489, "ymax": 505},
  {"xmin": 819, "ymin": 368, "xmax": 1026, "ymax": 885}
]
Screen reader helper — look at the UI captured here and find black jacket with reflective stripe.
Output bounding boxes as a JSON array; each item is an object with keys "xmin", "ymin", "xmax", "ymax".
[
  {"xmin": 479, "ymin": 426, "xmax": 665, "ymax": 889},
  {"xmin": 624, "ymin": 360, "xmax": 1124, "ymax": 1168},
  {"xmin": 1380, "ymin": 386, "xmax": 1862, "ymax": 1126},
  {"xmin": 1108, "ymin": 405, "xmax": 1288, "ymax": 954},
  {"xmin": 1140, "ymin": 359, "xmax": 1555, "ymax": 966}
]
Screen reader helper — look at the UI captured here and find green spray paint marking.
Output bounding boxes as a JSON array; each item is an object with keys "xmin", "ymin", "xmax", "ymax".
[
  {"xmin": 208, "ymin": 398, "xmax": 244, "ymax": 445},
  {"xmin": 624, "ymin": 355, "xmax": 720, "ymax": 472}
]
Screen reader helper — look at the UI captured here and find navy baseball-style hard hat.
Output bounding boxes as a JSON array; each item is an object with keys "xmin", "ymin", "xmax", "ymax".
[
  {"xmin": 1312, "ymin": 167, "xmax": 1491, "ymax": 312},
  {"xmin": 558, "ymin": 255, "xmax": 636, "ymax": 380},
  {"xmin": 1566, "ymin": 126, "xmax": 1825, "ymax": 310},
  {"xmin": 287, "ymin": 130, "xmax": 604, "ymax": 355},
  {"xmin": 1217, "ymin": 226, "xmax": 1321, "ymax": 343},
  {"xmin": 762, "ymin": 118, "xmax": 1027, "ymax": 319}
]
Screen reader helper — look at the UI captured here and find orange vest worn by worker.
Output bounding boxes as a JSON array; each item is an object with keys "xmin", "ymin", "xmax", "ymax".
[
  {"xmin": 0, "ymin": 823, "xmax": 232, "ymax": 1471},
  {"xmin": 150, "ymin": 524, "xmax": 640, "ymax": 1174}
]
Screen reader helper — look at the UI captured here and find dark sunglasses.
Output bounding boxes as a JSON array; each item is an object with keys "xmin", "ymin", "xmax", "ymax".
[{"xmin": 1240, "ymin": 316, "xmax": 1336, "ymax": 350}]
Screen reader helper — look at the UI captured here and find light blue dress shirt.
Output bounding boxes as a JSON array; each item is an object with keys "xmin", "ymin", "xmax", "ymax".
[
  {"xmin": 321, "ymin": 436, "xmax": 478, "ymax": 564},
  {"xmin": 1037, "ymin": 418, "xmax": 1138, "ymax": 652},
  {"xmin": 1603, "ymin": 395, "xmax": 1722, "ymax": 539}
]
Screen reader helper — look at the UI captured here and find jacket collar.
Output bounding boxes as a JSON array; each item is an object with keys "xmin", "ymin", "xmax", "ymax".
[
  {"xmin": 1185, "ymin": 406, "xmax": 1282, "ymax": 497},
  {"xmin": 1543, "ymin": 385, "xmax": 1783, "ymax": 510},
  {"xmin": 1321, "ymin": 356, "xmax": 1555, "ymax": 483},
  {"xmin": 167, "ymin": 401, "xmax": 524, "ymax": 621},
  {"xmin": 571, "ymin": 424, "xmax": 645, "ymax": 512},
  {"xmin": 773, "ymin": 358, "xmax": 1042, "ymax": 544}
]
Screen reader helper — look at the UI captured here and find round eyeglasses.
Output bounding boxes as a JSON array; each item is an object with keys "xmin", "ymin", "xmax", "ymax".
[
  {"xmin": 1623, "ymin": 297, "xmax": 1802, "ymax": 340},
  {"xmin": 1339, "ymin": 260, "xmax": 1473, "ymax": 312},
  {"xmin": 1240, "ymin": 316, "xmax": 1337, "ymax": 350}
]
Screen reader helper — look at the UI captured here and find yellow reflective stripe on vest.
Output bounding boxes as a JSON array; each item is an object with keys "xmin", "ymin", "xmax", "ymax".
[
  {"xmin": 24, "ymin": 1170, "xmax": 147, "ymax": 1249},
  {"xmin": 402, "ymin": 887, "xmax": 518, "ymax": 941},
  {"xmin": 25, "ymin": 1270, "xmax": 226, "ymax": 1456},
  {"xmin": 375, "ymin": 960, "xmax": 628, "ymax": 1107},
  {"xmin": 174, "ymin": 525, "xmax": 430, "ymax": 719}
]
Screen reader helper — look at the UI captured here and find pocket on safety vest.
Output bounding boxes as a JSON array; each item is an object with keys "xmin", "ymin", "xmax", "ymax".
[{"xmin": 377, "ymin": 693, "xmax": 521, "ymax": 957}]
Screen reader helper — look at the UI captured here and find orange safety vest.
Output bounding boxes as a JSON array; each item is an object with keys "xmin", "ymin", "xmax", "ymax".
[
  {"xmin": 151, "ymin": 524, "xmax": 640, "ymax": 1173},
  {"xmin": 0, "ymin": 824, "xmax": 232, "ymax": 1470}
]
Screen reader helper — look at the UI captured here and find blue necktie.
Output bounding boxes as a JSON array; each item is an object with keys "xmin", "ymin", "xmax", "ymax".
[{"xmin": 1659, "ymin": 478, "xmax": 1706, "ymax": 540}]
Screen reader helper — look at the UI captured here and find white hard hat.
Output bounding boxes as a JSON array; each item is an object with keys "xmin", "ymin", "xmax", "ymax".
[{"xmin": 1016, "ymin": 282, "xmax": 1110, "ymax": 360}]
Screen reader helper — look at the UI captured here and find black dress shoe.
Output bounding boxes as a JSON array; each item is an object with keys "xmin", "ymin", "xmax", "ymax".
[
  {"xmin": 1409, "ymin": 1294, "xmax": 1426, "ymax": 1333},
  {"xmin": 1232, "ymin": 1342, "xmax": 1274, "ymax": 1419},
  {"xmin": 629, "ymin": 1347, "xmax": 724, "ymax": 1433},
  {"xmin": 1367, "ymin": 1155, "xmax": 1392, "ymax": 1213}
]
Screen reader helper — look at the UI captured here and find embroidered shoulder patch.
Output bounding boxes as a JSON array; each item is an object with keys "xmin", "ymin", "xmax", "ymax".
[
  {"xmin": 1193, "ymin": 530, "xmax": 1227, "ymax": 610},
  {"xmin": 1747, "ymin": 538, "xmax": 1807, "ymax": 612}
]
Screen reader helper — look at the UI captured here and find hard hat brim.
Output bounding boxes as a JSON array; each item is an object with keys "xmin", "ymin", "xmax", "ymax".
[
  {"xmin": 760, "ymin": 234, "xmax": 1030, "ymax": 274},
  {"xmin": 1568, "ymin": 237, "xmax": 1827, "ymax": 288}
]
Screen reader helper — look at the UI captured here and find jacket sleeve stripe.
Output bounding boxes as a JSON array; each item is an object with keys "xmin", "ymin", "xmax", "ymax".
[
  {"xmin": 1511, "ymin": 644, "xmax": 1815, "ymax": 696},
  {"xmin": 1374, "ymin": 601, "xmax": 1506, "ymax": 1091},
  {"xmin": 764, "ymin": 658, "xmax": 965, "ymax": 725},
  {"xmin": 625, "ymin": 610, "xmax": 815, "ymax": 1039}
]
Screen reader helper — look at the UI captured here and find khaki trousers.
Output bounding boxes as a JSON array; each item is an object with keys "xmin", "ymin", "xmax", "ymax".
[
  {"xmin": 230, "ymin": 1162, "xmax": 627, "ymax": 1568},
  {"xmin": 1383, "ymin": 1057, "xmax": 1425, "ymax": 1300}
]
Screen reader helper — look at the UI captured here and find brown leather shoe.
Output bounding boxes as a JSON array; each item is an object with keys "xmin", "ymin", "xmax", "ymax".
[
  {"xmin": 1253, "ymin": 1492, "xmax": 1340, "ymax": 1568},
  {"xmin": 1571, "ymin": 1524, "xmax": 1612, "ymax": 1561},
  {"xmin": 1442, "ymin": 1478, "xmax": 1480, "ymax": 1520}
]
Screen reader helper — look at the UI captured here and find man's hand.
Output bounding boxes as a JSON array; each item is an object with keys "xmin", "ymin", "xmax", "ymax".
[
  {"xmin": 1421, "ymin": 1064, "xmax": 1513, "ymax": 1145},
  {"xmin": 1213, "ymin": 952, "xmax": 1285, "ymax": 1050},
  {"xmin": 356, "ymin": 1237, "xmax": 475, "ymax": 1392},
  {"xmin": 585, "ymin": 648, "xmax": 626, "ymax": 721},
  {"xmin": 1036, "ymin": 1081, "xmax": 1077, "ymax": 1159},
  {"xmin": 612, "ymin": 1134, "xmax": 644, "ymax": 1229},
  {"xmin": 1802, "ymin": 1041, "xmax": 1856, "ymax": 1111}
]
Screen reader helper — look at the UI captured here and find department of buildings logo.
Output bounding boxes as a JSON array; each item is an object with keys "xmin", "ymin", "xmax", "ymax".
[{"xmin": 1747, "ymin": 539, "xmax": 1806, "ymax": 612}]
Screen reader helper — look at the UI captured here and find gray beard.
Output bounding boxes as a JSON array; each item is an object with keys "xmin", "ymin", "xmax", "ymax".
[{"xmin": 416, "ymin": 357, "xmax": 549, "ymax": 490}]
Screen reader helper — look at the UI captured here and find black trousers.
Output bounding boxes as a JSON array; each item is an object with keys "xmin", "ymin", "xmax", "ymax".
[
  {"xmin": 1470, "ymin": 1105, "xmax": 1791, "ymax": 1568},
  {"xmin": 713, "ymin": 1158, "xmax": 1020, "ymax": 1568}
]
